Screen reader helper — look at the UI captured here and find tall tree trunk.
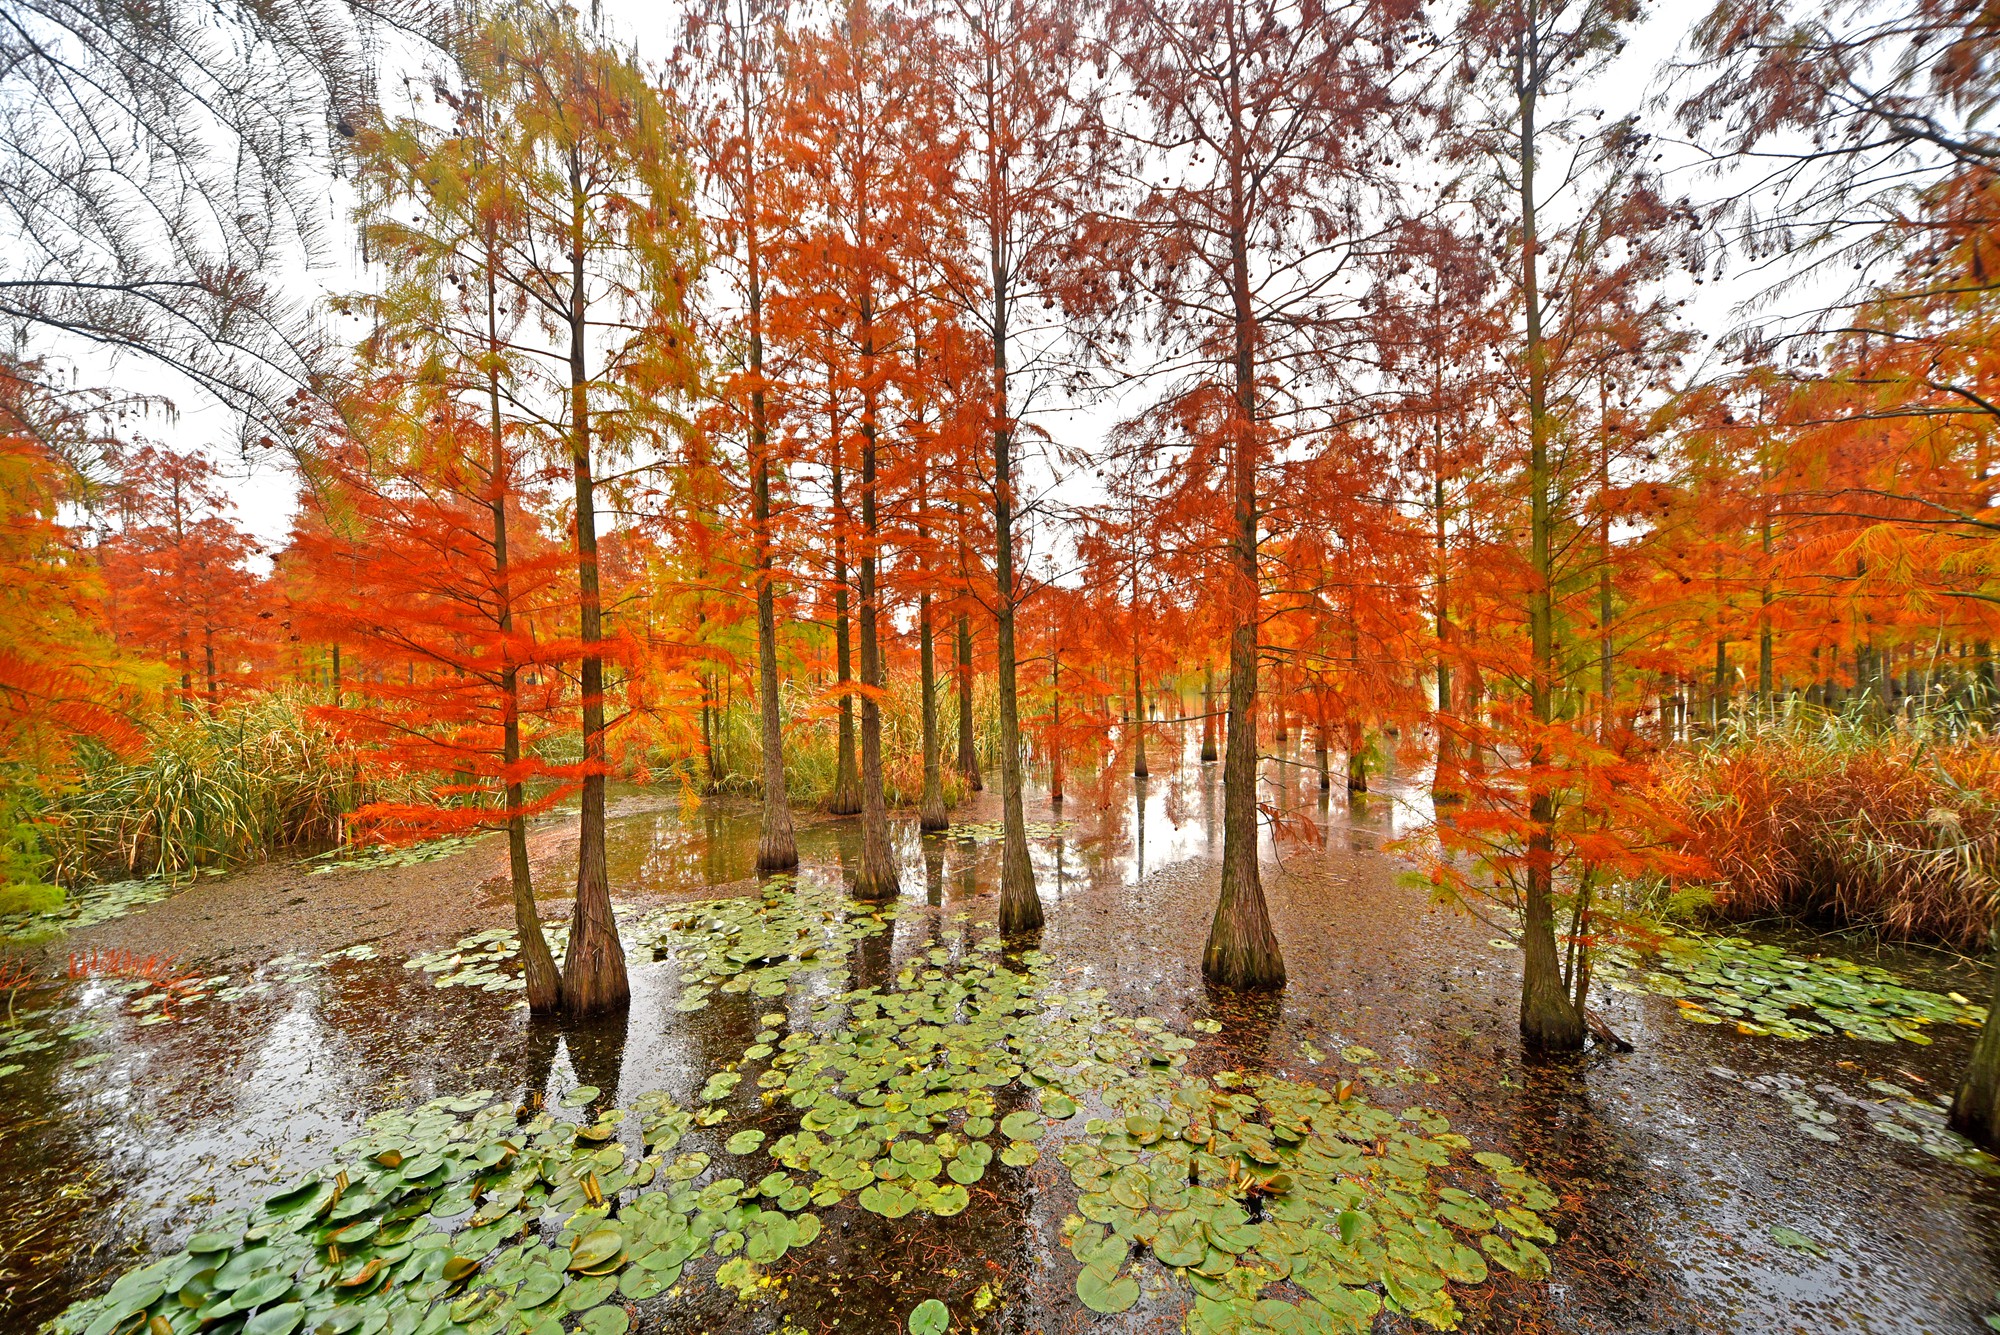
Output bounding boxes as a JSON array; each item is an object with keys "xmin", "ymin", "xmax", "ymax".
[
  {"xmin": 956, "ymin": 612, "xmax": 981, "ymax": 791},
  {"xmin": 1517, "ymin": 15, "xmax": 1582, "ymax": 1050},
  {"xmin": 1050, "ymin": 652, "xmax": 1064, "ymax": 803},
  {"xmin": 988, "ymin": 128, "xmax": 1040, "ymax": 934},
  {"xmin": 919, "ymin": 588, "xmax": 947, "ymax": 831},
  {"xmin": 1598, "ymin": 377, "xmax": 1615, "ymax": 744},
  {"xmin": 747, "ymin": 173, "xmax": 796, "ymax": 871},
  {"xmin": 1316, "ymin": 723, "xmax": 1330, "ymax": 792},
  {"xmin": 1345, "ymin": 719, "xmax": 1369, "ymax": 793},
  {"xmin": 853, "ymin": 304, "xmax": 898, "ymax": 901},
  {"xmin": 488, "ymin": 248, "xmax": 559, "ymax": 1013},
  {"xmin": 1432, "ymin": 323, "xmax": 1459, "ymax": 803},
  {"xmin": 561, "ymin": 177, "xmax": 629, "ymax": 1016},
  {"xmin": 1758, "ymin": 500, "xmax": 1774, "ymax": 711},
  {"xmin": 1202, "ymin": 663, "xmax": 1218, "ymax": 762},
  {"xmin": 1131, "ymin": 581, "xmax": 1149, "ymax": 780},
  {"xmin": 1202, "ymin": 108, "xmax": 1283, "ymax": 990},
  {"xmin": 829, "ymin": 454, "xmax": 862, "ymax": 816}
]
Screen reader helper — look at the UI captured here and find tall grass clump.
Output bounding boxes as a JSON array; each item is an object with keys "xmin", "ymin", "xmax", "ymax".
[
  {"xmin": 1651, "ymin": 706, "xmax": 2000, "ymax": 949},
  {"xmin": 38, "ymin": 691, "xmax": 383, "ymax": 884}
]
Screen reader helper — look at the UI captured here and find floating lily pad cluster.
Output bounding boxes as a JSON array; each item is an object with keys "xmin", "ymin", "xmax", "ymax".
[
  {"xmin": 49, "ymin": 1078, "xmax": 830, "ymax": 1335},
  {"xmin": 1707, "ymin": 1063, "xmax": 1999, "ymax": 1173},
  {"xmin": 400, "ymin": 877, "xmax": 892, "ymax": 1011},
  {"xmin": 946, "ymin": 821, "xmax": 1071, "ymax": 843},
  {"xmin": 629, "ymin": 876, "xmax": 892, "ymax": 1012},
  {"xmin": 1600, "ymin": 932, "xmax": 1985, "ymax": 1043},
  {"xmin": 1056, "ymin": 1073, "xmax": 1554, "ymax": 1332},
  {"xmin": 404, "ymin": 926, "xmax": 573, "ymax": 995},
  {"xmin": 0, "ymin": 878, "xmax": 173, "ymax": 944},
  {"xmin": 58, "ymin": 886, "xmax": 1557, "ymax": 1335},
  {"xmin": 310, "ymin": 836, "xmax": 486, "ymax": 876}
]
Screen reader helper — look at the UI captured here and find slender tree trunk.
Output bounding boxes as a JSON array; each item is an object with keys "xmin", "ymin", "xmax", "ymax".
[
  {"xmin": 1345, "ymin": 719, "xmax": 1368, "ymax": 793},
  {"xmin": 1714, "ymin": 637, "xmax": 1730, "ymax": 726},
  {"xmin": 1598, "ymin": 379, "xmax": 1615, "ymax": 744},
  {"xmin": 1316, "ymin": 719, "xmax": 1330, "ymax": 792},
  {"xmin": 1517, "ymin": 17, "xmax": 1583, "ymax": 1050},
  {"xmin": 1202, "ymin": 663, "xmax": 1218, "ymax": 762},
  {"xmin": 829, "ymin": 453, "xmax": 862, "ymax": 816},
  {"xmin": 329, "ymin": 642, "xmax": 341, "ymax": 710},
  {"xmin": 1050, "ymin": 652, "xmax": 1064, "ymax": 804},
  {"xmin": 1432, "ymin": 320, "xmax": 1459, "ymax": 803},
  {"xmin": 956, "ymin": 612, "xmax": 980, "ymax": 791},
  {"xmin": 746, "ymin": 167, "xmax": 796, "ymax": 871},
  {"xmin": 1202, "ymin": 98, "xmax": 1283, "ymax": 990},
  {"xmin": 1758, "ymin": 499, "xmax": 1774, "ymax": 711},
  {"xmin": 561, "ymin": 177, "xmax": 629, "ymax": 1016},
  {"xmin": 487, "ymin": 248, "xmax": 559, "ymax": 1012},
  {"xmin": 853, "ymin": 303, "xmax": 898, "ymax": 900},
  {"xmin": 919, "ymin": 588, "xmax": 947, "ymax": 831},
  {"xmin": 1131, "ymin": 571, "xmax": 1149, "ymax": 779},
  {"xmin": 988, "ymin": 118, "xmax": 1039, "ymax": 933}
]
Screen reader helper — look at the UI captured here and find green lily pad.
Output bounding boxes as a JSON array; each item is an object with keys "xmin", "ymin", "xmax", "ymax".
[
  {"xmin": 1077, "ymin": 1266, "xmax": 1140, "ymax": 1314},
  {"xmin": 244, "ymin": 1303, "xmax": 305, "ymax": 1335},
  {"xmin": 998, "ymin": 1110, "xmax": 1043, "ymax": 1142},
  {"xmin": 567, "ymin": 1227, "xmax": 625, "ymax": 1273},
  {"xmin": 909, "ymin": 1297, "xmax": 950, "ymax": 1335},
  {"xmin": 1769, "ymin": 1224, "xmax": 1828, "ymax": 1258}
]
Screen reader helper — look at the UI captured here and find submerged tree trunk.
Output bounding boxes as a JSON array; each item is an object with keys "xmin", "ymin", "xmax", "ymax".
[
  {"xmin": 1345, "ymin": 720, "xmax": 1368, "ymax": 793},
  {"xmin": 1316, "ymin": 724, "xmax": 1330, "ymax": 792},
  {"xmin": 829, "ymin": 456, "xmax": 862, "ymax": 816},
  {"xmin": 561, "ymin": 188, "xmax": 628, "ymax": 1016},
  {"xmin": 1202, "ymin": 149, "xmax": 1284, "ymax": 990},
  {"xmin": 853, "ymin": 308, "xmax": 898, "ymax": 901}
]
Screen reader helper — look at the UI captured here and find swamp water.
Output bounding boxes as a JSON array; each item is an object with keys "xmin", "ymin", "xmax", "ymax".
[{"xmin": 5, "ymin": 740, "xmax": 2000, "ymax": 1334}]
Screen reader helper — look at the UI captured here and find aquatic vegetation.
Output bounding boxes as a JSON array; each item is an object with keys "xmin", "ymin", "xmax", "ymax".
[
  {"xmin": 1056, "ymin": 1072, "xmax": 1554, "ymax": 1330},
  {"xmin": 946, "ymin": 820, "xmax": 1071, "ymax": 842},
  {"xmin": 1707, "ymin": 1063, "xmax": 2000, "ymax": 1173},
  {"xmin": 311, "ymin": 835, "xmax": 487, "ymax": 876},
  {"xmin": 1597, "ymin": 929, "xmax": 1984, "ymax": 1043},
  {"xmin": 54, "ymin": 885, "xmax": 1554, "ymax": 1335},
  {"xmin": 0, "ymin": 876, "xmax": 172, "ymax": 943},
  {"xmin": 400, "ymin": 876, "xmax": 894, "ymax": 1010}
]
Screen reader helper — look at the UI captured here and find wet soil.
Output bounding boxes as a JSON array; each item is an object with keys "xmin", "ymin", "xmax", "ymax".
[{"xmin": 4, "ymin": 738, "xmax": 1998, "ymax": 1333}]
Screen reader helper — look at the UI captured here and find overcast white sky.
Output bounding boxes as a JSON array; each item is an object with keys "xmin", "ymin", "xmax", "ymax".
[{"xmin": 65, "ymin": 0, "xmax": 1762, "ymax": 556}]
